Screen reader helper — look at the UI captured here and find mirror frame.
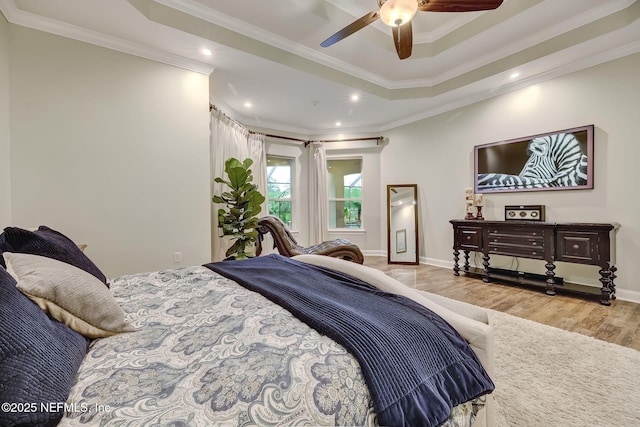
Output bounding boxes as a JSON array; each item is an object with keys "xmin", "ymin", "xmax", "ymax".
[{"xmin": 386, "ymin": 184, "xmax": 419, "ymax": 265}]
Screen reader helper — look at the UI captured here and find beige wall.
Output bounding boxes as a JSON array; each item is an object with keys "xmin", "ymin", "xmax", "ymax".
[
  {"xmin": 0, "ymin": 13, "xmax": 10, "ymax": 226},
  {"xmin": 7, "ymin": 25, "xmax": 211, "ymax": 278},
  {"xmin": 381, "ymin": 53, "xmax": 640, "ymax": 300}
]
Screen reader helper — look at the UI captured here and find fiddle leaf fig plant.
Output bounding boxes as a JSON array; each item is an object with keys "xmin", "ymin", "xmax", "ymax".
[{"xmin": 213, "ymin": 157, "xmax": 265, "ymax": 260}]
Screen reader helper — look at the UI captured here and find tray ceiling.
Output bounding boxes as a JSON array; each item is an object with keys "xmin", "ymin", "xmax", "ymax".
[{"xmin": 2, "ymin": 0, "xmax": 639, "ymax": 134}]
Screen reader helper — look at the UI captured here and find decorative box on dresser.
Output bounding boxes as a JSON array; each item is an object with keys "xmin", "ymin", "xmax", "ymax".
[{"xmin": 450, "ymin": 220, "xmax": 620, "ymax": 305}]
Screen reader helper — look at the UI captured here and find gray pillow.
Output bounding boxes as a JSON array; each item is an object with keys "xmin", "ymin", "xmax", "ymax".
[{"xmin": 4, "ymin": 252, "xmax": 135, "ymax": 339}]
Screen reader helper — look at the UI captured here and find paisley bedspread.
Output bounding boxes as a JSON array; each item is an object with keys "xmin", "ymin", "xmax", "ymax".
[{"xmin": 59, "ymin": 266, "xmax": 484, "ymax": 426}]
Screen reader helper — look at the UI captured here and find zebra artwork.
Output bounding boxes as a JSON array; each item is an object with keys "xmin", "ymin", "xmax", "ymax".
[{"xmin": 477, "ymin": 132, "xmax": 588, "ymax": 191}]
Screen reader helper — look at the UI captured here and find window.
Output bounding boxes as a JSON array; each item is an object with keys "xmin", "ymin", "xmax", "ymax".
[
  {"xmin": 266, "ymin": 156, "xmax": 293, "ymax": 228},
  {"xmin": 328, "ymin": 158, "xmax": 362, "ymax": 229}
]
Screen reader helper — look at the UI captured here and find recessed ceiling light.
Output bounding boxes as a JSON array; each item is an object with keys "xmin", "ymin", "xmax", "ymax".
[
  {"xmin": 350, "ymin": 94, "xmax": 359, "ymax": 102},
  {"xmin": 244, "ymin": 101, "xmax": 252, "ymax": 108},
  {"xmin": 202, "ymin": 48, "xmax": 212, "ymax": 56},
  {"xmin": 510, "ymin": 72, "xmax": 520, "ymax": 79},
  {"xmin": 335, "ymin": 121, "xmax": 342, "ymax": 127}
]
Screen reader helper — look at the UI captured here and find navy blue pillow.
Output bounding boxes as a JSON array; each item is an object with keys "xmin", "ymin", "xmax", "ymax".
[
  {"xmin": 0, "ymin": 267, "xmax": 90, "ymax": 426},
  {"xmin": 0, "ymin": 226, "xmax": 107, "ymax": 286},
  {"xmin": 0, "ymin": 232, "xmax": 6, "ymax": 268}
]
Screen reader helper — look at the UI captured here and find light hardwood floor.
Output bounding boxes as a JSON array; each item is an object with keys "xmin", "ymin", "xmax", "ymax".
[{"xmin": 363, "ymin": 256, "xmax": 640, "ymax": 351}]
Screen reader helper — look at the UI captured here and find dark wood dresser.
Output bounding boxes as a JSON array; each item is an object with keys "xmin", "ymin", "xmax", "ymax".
[{"xmin": 450, "ymin": 220, "xmax": 620, "ymax": 305}]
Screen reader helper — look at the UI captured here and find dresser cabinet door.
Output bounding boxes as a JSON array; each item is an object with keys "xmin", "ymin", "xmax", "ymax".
[
  {"xmin": 457, "ymin": 227, "xmax": 482, "ymax": 251},
  {"xmin": 556, "ymin": 231, "xmax": 600, "ymax": 265}
]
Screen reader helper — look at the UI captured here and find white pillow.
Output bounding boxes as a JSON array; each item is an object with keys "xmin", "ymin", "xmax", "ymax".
[{"xmin": 3, "ymin": 252, "xmax": 135, "ymax": 339}]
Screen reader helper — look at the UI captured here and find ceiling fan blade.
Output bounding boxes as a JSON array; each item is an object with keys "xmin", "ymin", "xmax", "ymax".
[
  {"xmin": 321, "ymin": 11, "xmax": 380, "ymax": 47},
  {"xmin": 392, "ymin": 21, "xmax": 413, "ymax": 60},
  {"xmin": 418, "ymin": 0, "xmax": 503, "ymax": 12}
]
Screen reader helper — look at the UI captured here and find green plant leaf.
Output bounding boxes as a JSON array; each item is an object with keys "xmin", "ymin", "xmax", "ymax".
[
  {"xmin": 213, "ymin": 157, "xmax": 265, "ymax": 259},
  {"xmin": 245, "ymin": 229, "xmax": 259, "ymax": 239},
  {"xmin": 228, "ymin": 168, "xmax": 251, "ymax": 190},
  {"xmin": 224, "ymin": 158, "xmax": 242, "ymax": 173},
  {"xmin": 214, "ymin": 177, "xmax": 231, "ymax": 186}
]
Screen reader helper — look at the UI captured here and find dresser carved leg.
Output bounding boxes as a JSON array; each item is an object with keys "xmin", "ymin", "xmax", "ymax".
[
  {"xmin": 545, "ymin": 261, "xmax": 556, "ymax": 296},
  {"xmin": 609, "ymin": 265, "xmax": 617, "ymax": 300},
  {"xmin": 453, "ymin": 248, "xmax": 460, "ymax": 276},
  {"xmin": 482, "ymin": 254, "xmax": 490, "ymax": 283},
  {"xmin": 463, "ymin": 251, "xmax": 470, "ymax": 273},
  {"xmin": 599, "ymin": 267, "xmax": 612, "ymax": 306}
]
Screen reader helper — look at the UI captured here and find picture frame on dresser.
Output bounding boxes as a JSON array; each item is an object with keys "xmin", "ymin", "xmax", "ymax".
[{"xmin": 474, "ymin": 124, "xmax": 594, "ymax": 193}]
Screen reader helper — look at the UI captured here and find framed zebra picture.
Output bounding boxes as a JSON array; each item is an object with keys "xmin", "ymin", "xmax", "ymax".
[{"xmin": 474, "ymin": 124, "xmax": 594, "ymax": 193}]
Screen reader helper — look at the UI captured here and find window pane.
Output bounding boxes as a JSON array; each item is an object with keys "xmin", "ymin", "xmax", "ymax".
[
  {"xmin": 328, "ymin": 200, "xmax": 362, "ymax": 229},
  {"xmin": 267, "ymin": 156, "xmax": 293, "ymax": 227},
  {"xmin": 268, "ymin": 200, "xmax": 292, "ymax": 228},
  {"xmin": 268, "ymin": 183, "xmax": 291, "ymax": 200},
  {"xmin": 328, "ymin": 159, "xmax": 362, "ymax": 229}
]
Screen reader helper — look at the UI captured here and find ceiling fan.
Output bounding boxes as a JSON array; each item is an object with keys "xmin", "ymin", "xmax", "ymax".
[{"xmin": 321, "ymin": 0, "xmax": 504, "ymax": 60}]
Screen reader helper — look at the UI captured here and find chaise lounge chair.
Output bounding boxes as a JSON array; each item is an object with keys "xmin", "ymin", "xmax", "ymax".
[{"xmin": 255, "ymin": 215, "xmax": 364, "ymax": 264}]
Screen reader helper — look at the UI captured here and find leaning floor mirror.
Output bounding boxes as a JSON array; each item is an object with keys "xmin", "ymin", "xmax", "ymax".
[{"xmin": 387, "ymin": 184, "xmax": 419, "ymax": 265}]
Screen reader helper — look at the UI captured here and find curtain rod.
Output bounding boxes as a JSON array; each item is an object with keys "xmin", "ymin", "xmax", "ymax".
[{"xmin": 210, "ymin": 103, "xmax": 384, "ymax": 146}]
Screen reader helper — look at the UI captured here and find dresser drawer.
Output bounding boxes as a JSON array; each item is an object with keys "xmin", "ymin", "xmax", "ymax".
[
  {"xmin": 488, "ymin": 227, "xmax": 544, "ymax": 238},
  {"xmin": 458, "ymin": 227, "xmax": 482, "ymax": 250},
  {"xmin": 556, "ymin": 231, "xmax": 599, "ymax": 264},
  {"xmin": 487, "ymin": 243, "xmax": 546, "ymax": 259},
  {"xmin": 487, "ymin": 234, "xmax": 543, "ymax": 247}
]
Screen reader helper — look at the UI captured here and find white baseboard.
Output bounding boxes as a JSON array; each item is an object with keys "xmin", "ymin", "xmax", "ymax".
[
  {"xmin": 369, "ymin": 252, "xmax": 455, "ymax": 268},
  {"xmin": 363, "ymin": 250, "xmax": 386, "ymax": 257},
  {"xmin": 420, "ymin": 257, "xmax": 453, "ymax": 269},
  {"xmin": 615, "ymin": 289, "xmax": 640, "ymax": 304}
]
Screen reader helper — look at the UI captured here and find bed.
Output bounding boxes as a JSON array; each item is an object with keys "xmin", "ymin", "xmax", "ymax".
[{"xmin": 0, "ymin": 226, "xmax": 495, "ymax": 427}]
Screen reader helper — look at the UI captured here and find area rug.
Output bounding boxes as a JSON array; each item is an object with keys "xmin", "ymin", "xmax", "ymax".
[{"xmin": 489, "ymin": 309, "xmax": 640, "ymax": 427}]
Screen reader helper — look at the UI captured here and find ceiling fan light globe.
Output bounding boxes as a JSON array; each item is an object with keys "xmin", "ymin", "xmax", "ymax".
[{"xmin": 379, "ymin": 0, "xmax": 418, "ymax": 27}]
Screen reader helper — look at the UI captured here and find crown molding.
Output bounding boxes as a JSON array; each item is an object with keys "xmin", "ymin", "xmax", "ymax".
[{"xmin": 0, "ymin": 0, "xmax": 215, "ymax": 75}]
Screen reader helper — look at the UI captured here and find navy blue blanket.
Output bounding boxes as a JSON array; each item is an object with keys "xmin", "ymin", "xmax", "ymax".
[{"xmin": 205, "ymin": 254, "xmax": 494, "ymax": 426}]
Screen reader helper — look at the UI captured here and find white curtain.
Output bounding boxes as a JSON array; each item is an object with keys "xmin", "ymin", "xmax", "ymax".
[
  {"xmin": 308, "ymin": 142, "xmax": 328, "ymax": 244},
  {"xmin": 248, "ymin": 132, "xmax": 267, "ymax": 216},
  {"xmin": 210, "ymin": 109, "xmax": 266, "ymax": 261}
]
